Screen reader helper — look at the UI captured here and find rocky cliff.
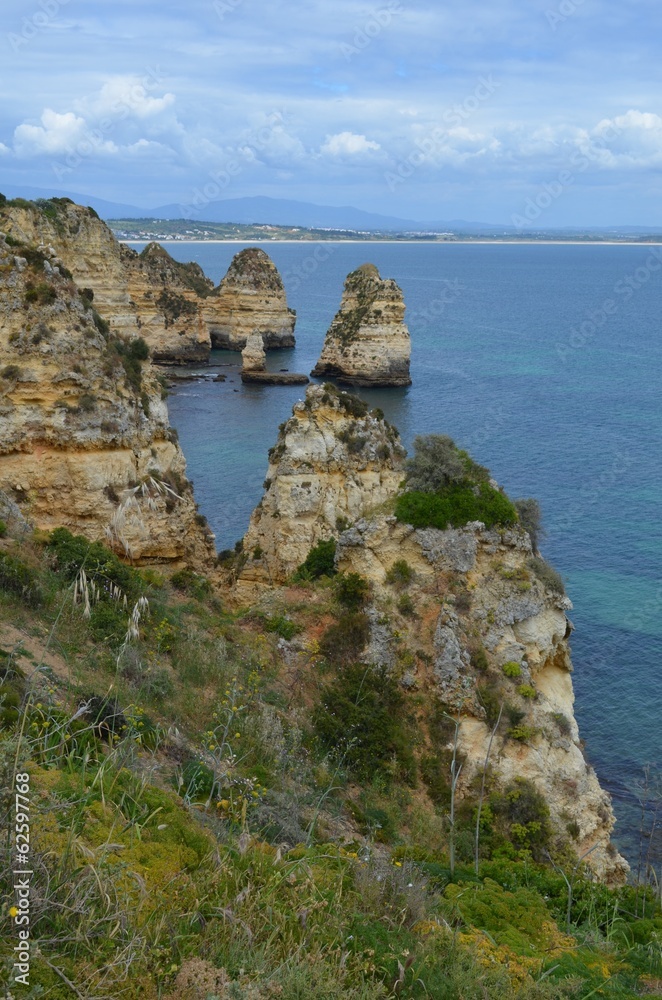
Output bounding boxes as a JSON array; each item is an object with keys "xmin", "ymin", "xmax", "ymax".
[
  {"xmin": 206, "ymin": 248, "xmax": 296, "ymax": 351},
  {"xmin": 238, "ymin": 385, "xmax": 628, "ymax": 884},
  {"xmin": 0, "ymin": 227, "xmax": 215, "ymax": 567},
  {"xmin": 311, "ymin": 263, "xmax": 411, "ymax": 386},
  {"xmin": 239, "ymin": 383, "xmax": 405, "ymax": 585},
  {"xmin": 0, "ymin": 198, "xmax": 295, "ymax": 364}
]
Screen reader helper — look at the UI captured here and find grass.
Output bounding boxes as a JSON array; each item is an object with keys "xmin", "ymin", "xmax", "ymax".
[{"xmin": 0, "ymin": 525, "xmax": 660, "ymax": 997}]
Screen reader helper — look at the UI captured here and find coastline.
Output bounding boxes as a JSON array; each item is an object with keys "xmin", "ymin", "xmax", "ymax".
[{"xmin": 121, "ymin": 238, "xmax": 662, "ymax": 246}]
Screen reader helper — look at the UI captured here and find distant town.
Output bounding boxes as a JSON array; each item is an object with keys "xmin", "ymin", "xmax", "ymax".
[{"xmin": 108, "ymin": 218, "xmax": 662, "ymax": 244}]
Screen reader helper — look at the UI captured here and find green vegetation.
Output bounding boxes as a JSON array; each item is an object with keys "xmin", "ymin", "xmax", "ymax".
[
  {"xmin": 385, "ymin": 558, "xmax": 414, "ymax": 589},
  {"xmin": 313, "ymin": 663, "xmax": 416, "ymax": 783},
  {"xmin": 294, "ymin": 537, "xmax": 337, "ymax": 580},
  {"xmin": 529, "ymin": 555, "xmax": 566, "ymax": 594},
  {"xmin": 503, "ymin": 661, "xmax": 523, "ymax": 678},
  {"xmin": 515, "ymin": 497, "xmax": 543, "ymax": 552},
  {"xmin": 396, "ymin": 482, "xmax": 518, "ymax": 531},
  {"xmin": 0, "ymin": 521, "xmax": 660, "ymax": 998},
  {"xmin": 156, "ymin": 288, "xmax": 198, "ymax": 327},
  {"xmin": 395, "ymin": 434, "xmax": 518, "ymax": 532}
]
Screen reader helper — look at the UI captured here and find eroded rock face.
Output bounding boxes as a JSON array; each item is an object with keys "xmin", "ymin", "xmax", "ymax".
[
  {"xmin": 238, "ymin": 384, "xmax": 405, "ymax": 584},
  {"xmin": 311, "ymin": 263, "xmax": 411, "ymax": 386},
  {"xmin": 206, "ymin": 248, "xmax": 296, "ymax": 351},
  {"xmin": 335, "ymin": 515, "xmax": 629, "ymax": 884},
  {"xmin": 241, "ymin": 333, "xmax": 267, "ymax": 373},
  {"xmin": 0, "ymin": 200, "xmax": 212, "ymax": 364},
  {"xmin": 122, "ymin": 242, "xmax": 213, "ymax": 364},
  {"xmin": 0, "ymin": 201, "xmax": 295, "ymax": 365},
  {"xmin": 0, "ymin": 231, "xmax": 215, "ymax": 568}
]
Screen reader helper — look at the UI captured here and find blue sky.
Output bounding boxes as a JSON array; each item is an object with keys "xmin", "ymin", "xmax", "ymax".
[{"xmin": 1, "ymin": 0, "xmax": 661, "ymax": 224}]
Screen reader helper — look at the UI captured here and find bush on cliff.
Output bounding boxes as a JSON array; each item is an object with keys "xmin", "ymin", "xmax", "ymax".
[
  {"xmin": 396, "ymin": 434, "xmax": 518, "ymax": 531},
  {"xmin": 294, "ymin": 538, "xmax": 337, "ymax": 580},
  {"xmin": 313, "ymin": 663, "xmax": 416, "ymax": 783},
  {"xmin": 396, "ymin": 482, "xmax": 518, "ymax": 531}
]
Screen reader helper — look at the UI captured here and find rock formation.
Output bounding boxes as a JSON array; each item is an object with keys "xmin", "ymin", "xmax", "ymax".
[
  {"xmin": 311, "ymin": 263, "xmax": 411, "ymax": 386},
  {"xmin": 0, "ymin": 228, "xmax": 215, "ymax": 567},
  {"xmin": 237, "ymin": 386, "xmax": 628, "ymax": 884},
  {"xmin": 241, "ymin": 333, "xmax": 267, "ymax": 373},
  {"xmin": 0, "ymin": 198, "xmax": 295, "ymax": 365},
  {"xmin": 240, "ymin": 333, "xmax": 309, "ymax": 385},
  {"xmin": 239, "ymin": 383, "xmax": 405, "ymax": 582},
  {"xmin": 205, "ymin": 248, "xmax": 296, "ymax": 351}
]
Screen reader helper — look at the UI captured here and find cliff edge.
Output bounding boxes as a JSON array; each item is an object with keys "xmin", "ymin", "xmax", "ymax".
[{"xmin": 236, "ymin": 385, "xmax": 628, "ymax": 884}]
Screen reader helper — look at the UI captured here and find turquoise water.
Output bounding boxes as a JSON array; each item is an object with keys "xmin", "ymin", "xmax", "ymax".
[{"xmin": 131, "ymin": 240, "xmax": 662, "ymax": 859}]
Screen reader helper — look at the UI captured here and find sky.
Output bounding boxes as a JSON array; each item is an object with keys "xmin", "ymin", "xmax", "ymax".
[{"xmin": 1, "ymin": 0, "xmax": 661, "ymax": 225}]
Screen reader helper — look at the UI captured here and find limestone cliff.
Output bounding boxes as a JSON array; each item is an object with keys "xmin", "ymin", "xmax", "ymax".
[
  {"xmin": 239, "ymin": 383, "xmax": 405, "ymax": 584},
  {"xmin": 238, "ymin": 387, "xmax": 627, "ymax": 884},
  {"xmin": 121, "ymin": 241, "xmax": 213, "ymax": 363},
  {"xmin": 206, "ymin": 248, "xmax": 296, "ymax": 351},
  {"xmin": 0, "ymin": 228, "xmax": 215, "ymax": 567},
  {"xmin": 0, "ymin": 199, "xmax": 295, "ymax": 364},
  {"xmin": 311, "ymin": 263, "xmax": 411, "ymax": 386}
]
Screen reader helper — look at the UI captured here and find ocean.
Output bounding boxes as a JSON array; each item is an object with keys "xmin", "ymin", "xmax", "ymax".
[{"xmin": 129, "ymin": 239, "xmax": 662, "ymax": 861}]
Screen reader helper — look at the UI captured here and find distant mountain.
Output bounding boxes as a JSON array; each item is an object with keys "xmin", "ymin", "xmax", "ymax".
[
  {"xmin": 149, "ymin": 195, "xmax": 425, "ymax": 231},
  {"xmin": 1, "ymin": 184, "xmax": 659, "ymax": 235},
  {"xmin": 0, "ymin": 184, "xmax": 146, "ymax": 221}
]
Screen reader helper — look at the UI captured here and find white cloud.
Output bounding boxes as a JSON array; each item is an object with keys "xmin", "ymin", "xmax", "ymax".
[
  {"xmin": 0, "ymin": 142, "xmax": 10, "ymax": 156},
  {"xmin": 14, "ymin": 110, "xmax": 89, "ymax": 156},
  {"xmin": 83, "ymin": 77, "xmax": 176, "ymax": 120},
  {"xmin": 320, "ymin": 131, "xmax": 381, "ymax": 158}
]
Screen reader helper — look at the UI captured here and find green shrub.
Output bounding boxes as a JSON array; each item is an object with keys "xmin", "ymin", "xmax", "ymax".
[
  {"xmin": 0, "ymin": 551, "xmax": 43, "ymax": 606},
  {"xmin": 89, "ymin": 601, "xmax": 129, "ymax": 645},
  {"xmin": 518, "ymin": 684, "xmax": 536, "ymax": 699},
  {"xmin": 319, "ymin": 611, "xmax": 370, "ymax": 666},
  {"xmin": 491, "ymin": 778, "xmax": 552, "ymax": 856},
  {"xmin": 334, "ymin": 572, "xmax": 370, "ymax": 610},
  {"xmin": 24, "ymin": 281, "xmax": 56, "ymax": 305},
  {"xmin": 404, "ymin": 433, "xmax": 489, "ymax": 492},
  {"xmin": 502, "ymin": 661, "xmax": 522, "ymax": 678},
  {"xmin": 294, "ymin": 538, "xmax": 337, "ymax": 580},
  {"xmin": 514, "ymin": 498, "xmax": 543, "ymax": 552},
  {"xmin": 313, "ymin": 663, "xmax": 416, "ymax": 782},
  {"xmin": 385, "ymin": 559, "xmax": 414, "ymax": 589},
  {"xmin": 395, "ymin": 483, "xmax": 517, "ymax": 532},
  {"xmin": 528, "ymin": 556, "xmax": 565, "ymax": 595},
  {"xmin": 477, "ymin": 684, "xmax": 502, "ymax": 726},
  {"xmin": 264, "ymin": 614, "xmax": 300, "ymax": 640},
  {"xmin": 0, "ymin": 520, "xmax": 7, "ymax": 538},
  {"xmin": 397, "ymin": 593, "xmax": 416, "ymax": 617},
  {"xmin": 170, "ymin": 568, "xmax": 212, "ymax": 600},
  {"xmin": 507, "ymin": 724, "xmax": 538, "ymax": 742},
  {"xmin": 469, "ymin": 643, "xmax": 489, "ymax": 671},
  {"xmin": 1, "ymin": 364, "xmax": 21, "ymax": 380},
  {"xmin": 46, "ymin": 527, "xmax": 139, "ymax": 597}
]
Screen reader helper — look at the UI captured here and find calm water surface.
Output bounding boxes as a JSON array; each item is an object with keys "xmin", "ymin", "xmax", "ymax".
[{"xmin": 129, "ymin": 240, "xmax": 662, "ymax": 861}]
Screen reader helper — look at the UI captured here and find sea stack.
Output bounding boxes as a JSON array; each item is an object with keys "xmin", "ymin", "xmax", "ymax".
[
  {"xmin": 205, "ymin": 248, "xmax": 296, "ymax": 351},
  {"xmin": 239, "ymin": 383, "xmax": 405, "ymax": 582},
  {"xmin": 311, "ymin": 263, "xmax": 411, "ymax": 386}
]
